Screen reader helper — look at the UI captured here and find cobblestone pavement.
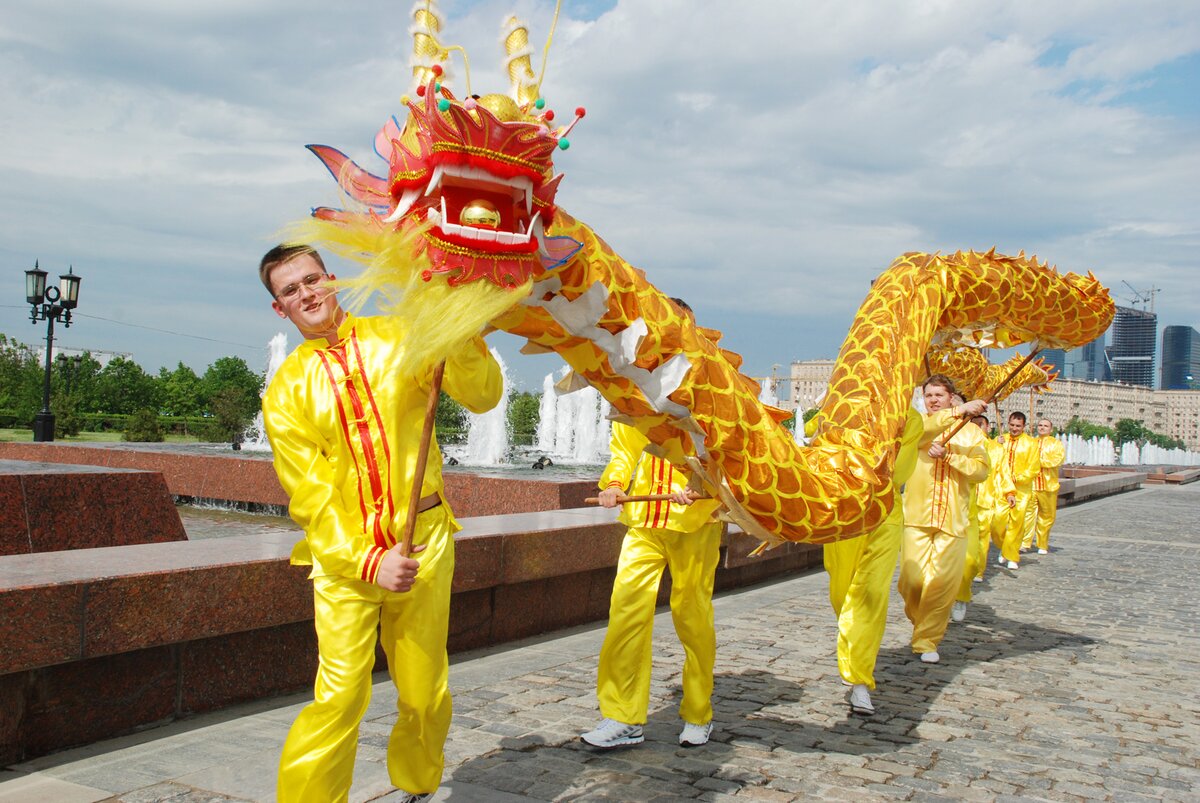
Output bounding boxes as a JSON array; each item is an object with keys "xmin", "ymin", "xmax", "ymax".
[{"xmin": 3, "ymin": 485, "xmax": 1198, "ymax": 802}]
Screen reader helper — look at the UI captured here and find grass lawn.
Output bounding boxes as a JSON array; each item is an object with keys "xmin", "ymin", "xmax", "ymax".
[{"xmin": 0, "ymin": 429, "xmax": 202, "ymax": 444}]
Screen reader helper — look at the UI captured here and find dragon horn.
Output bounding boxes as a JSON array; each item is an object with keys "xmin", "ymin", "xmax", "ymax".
[
  {"xmin": 410, "ymin": 0, "xmax": 447, "ymax": 92},
  {"xmin": 502, "ymin": 15, "xmax": 539, "ymax": 106}
]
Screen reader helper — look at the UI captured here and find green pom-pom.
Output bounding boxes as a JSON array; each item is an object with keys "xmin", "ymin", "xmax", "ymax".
[
  {"xmin": 558, "ymin": 138, "xmax": 570, "ymax": 150},
  {"xmin": 535, "ymin": 98, "xmax": 546, "ymax": 109},
  {"xmin": 438, "ymin": 98, "xmax": 451, "ymax": 112},
  {"xmin": 435, "ymin": 82, "xmax": 442, "ymax": 92}
]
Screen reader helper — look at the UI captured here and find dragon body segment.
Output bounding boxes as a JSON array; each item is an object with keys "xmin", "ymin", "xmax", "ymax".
[{"xmin": 301, "ymin": 2, "xmax": 1115, "ymax": 549}]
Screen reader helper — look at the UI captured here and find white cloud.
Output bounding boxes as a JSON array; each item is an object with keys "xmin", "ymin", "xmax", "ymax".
[{"xmin": 1, "ymin": 0, "xmax": 1197, "ymax": 392}]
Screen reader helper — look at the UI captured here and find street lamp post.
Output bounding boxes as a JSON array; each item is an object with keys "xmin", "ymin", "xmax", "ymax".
[{"xmin": 25, "ymin": 262, "xmax": 82, "ymax": 442}]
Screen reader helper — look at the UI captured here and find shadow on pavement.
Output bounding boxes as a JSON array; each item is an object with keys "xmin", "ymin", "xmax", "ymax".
[{"xmin": 444, "ymin": 603, "xmax": 1098, "ymax": 800}]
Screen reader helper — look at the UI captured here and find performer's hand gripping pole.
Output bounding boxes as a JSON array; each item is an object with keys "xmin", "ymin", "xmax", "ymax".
[
  {"xmin": 400, "ymin": 360, "xmax": 445, "ymax": 558},
  {"xmin": 942, "ymin": 343, "xmax": 1042, "ymax": 444}
]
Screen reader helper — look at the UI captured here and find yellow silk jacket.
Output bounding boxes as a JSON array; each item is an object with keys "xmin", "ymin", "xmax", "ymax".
[
  {"xmin": 263, "ymin": 314, "xmax": 502, "ymax": 583},
  {"xmin": 599, "ymin": 422, "xmax": 722, "ymax": 533},
  {"xmin": 903, "ymin": 409, "xmax": 991, "ymax": 538},
  {"xmin": 1032, "ymin": 435, "xmax": 1066, "ymax": 493},
  {"xmin": 999, "ymin": 432, "xmax": 1041, "ymax": 492},
  {"xmin": 974, "ymin": 437, "xmax": 1010, "ymax": 510}
]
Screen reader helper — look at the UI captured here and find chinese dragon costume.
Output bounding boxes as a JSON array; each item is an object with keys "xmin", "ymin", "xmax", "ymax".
[{"xmin": 294, "ymin": 1, "xmax": 1113, "ymax": 550}]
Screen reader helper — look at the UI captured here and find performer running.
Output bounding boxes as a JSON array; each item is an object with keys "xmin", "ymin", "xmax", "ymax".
[
  {"xmin": 997, "ymin": 411, "xmax": 1041, "ymax": 570},
  {"xmin": 824, "ymin": 405, "xmax": 923, "ymax": 715},
  {"xmin": 582, "ymin": 300, "xmax": 725, "ymax": 750},
  {"xmin": 260, "ymin": 244, "xmax": 502, "ymax": 803},
  {"xmin": 968, "ymin": 414, "xmax": 1008, "ymax": 583},
  {"xmin": 898, "ymin": 376, "xmax": 989, "ymax": 664},
  {"xmin": 1029, "ymin": 418, "xmax": 1066, "ymax": 555}
]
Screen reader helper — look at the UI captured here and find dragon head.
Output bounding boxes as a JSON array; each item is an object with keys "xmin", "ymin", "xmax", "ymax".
[{"xmin": 308, "ymin": 1, "xmax": 583, "ymax": 289}]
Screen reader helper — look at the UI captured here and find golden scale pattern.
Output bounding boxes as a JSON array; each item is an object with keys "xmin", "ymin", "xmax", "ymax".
[{"xmin": 499, "ymin": 236, "xmax": 1113, "ymax": 548}]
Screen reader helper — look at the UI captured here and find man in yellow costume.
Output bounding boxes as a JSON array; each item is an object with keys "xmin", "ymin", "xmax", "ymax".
[
  {"xmin": 899, "ymin": 376, "xmax": 990, "ymax": 664},
  {"xmin": 997, "ymin": 411, "xmax": 1041, "ymax": 570},
  {"xmin": 582, "ymin": 300, "xmax": 724, "ymax": 749},
  {"xmin": 823, "ymin": 405, "xmax": 924, "ymax": 715},
  {"xmin": 966, "ymin": 414, "xmax": 1008, "ymax": 584},
  {"xmin": 1028, "ymin": 418, "xmax": 1066, "ymax": 555},
  {"xmin": 259, "ymin": 244, "xmax": 502, "ymax": 803},
  {"xmin": 949, "ymin": 404, "xmax": 993, "ymax": 624}
]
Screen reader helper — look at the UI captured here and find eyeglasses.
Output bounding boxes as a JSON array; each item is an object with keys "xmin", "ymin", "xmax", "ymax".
[{"xmin": 274, "ymin": 272, "xmax": 327, "ymax": 301}]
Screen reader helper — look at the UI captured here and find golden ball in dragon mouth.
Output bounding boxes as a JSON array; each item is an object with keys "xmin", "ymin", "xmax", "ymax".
[
  {"xmin": 460, "ymin": 199, "xmax": 501, "ymax": 229},
  {"xmin": 476, "ymin": 93, "xmax": 521, "ymax": 122}
]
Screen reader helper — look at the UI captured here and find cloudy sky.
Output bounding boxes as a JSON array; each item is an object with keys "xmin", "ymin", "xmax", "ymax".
[{"xmin": 1, "ymin": 0, "xmax": 1197, "ymax": 393}]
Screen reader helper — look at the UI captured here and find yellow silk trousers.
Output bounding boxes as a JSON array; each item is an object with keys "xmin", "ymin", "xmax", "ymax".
[
  {"xmin": 597, "ymin": 521, "xmax": 723, "ymax": 726},
  {"xmin": 898, "ymin": 526, "xmax": 968, "ymax": 654},
  {"xmin": 975, "ymin": 506, "xmax": 1001, "ymax": 579},
  {"xmin": 823, "ymin": 500, "xmax": 903, "ymax": 689},
  {"xmin": 278, "ymin": 508, "xmax": 455, "ymax": 801},
  {"xmin": 1021, "ymin": 501, "xmax": 1038, "ymax": 550},
  {"xmin": 1001, "ymin": 491, "xmax": 1033, "ymax": 563},
  {"xmin": 1031, "ymin": 489, "xmax": 1058, "ymax": 550},
  {"xmin": 955, "ymin": 516, "xmax": 985, "ymax": 603}
]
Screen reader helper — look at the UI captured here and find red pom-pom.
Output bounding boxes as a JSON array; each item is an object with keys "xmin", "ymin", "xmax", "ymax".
[
  {"xmin": 575, "ymin": 107, "xmax": 586, "ymax": 118},
  {"xmin": 431, "ymin": 64, "xmax": 443, "ymax": 76},
  {"xmin": 544, "ymin": 110, "xmax": 555, "ymax": 122},
  {"xmin": 421, "ymin": 270, "xmax": 433, "ymax": 282},
  {"xmin": 416, "ymin": 84, "xmax": 427, "ymax": 97}
]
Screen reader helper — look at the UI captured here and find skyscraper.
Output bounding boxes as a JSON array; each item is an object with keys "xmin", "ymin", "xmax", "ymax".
[
  {"xmin": 1161, "ymin": 326, "xmax": 1200, "ymax": 390},
  {"xmin": 1107, "ymin": 306, "xmax": 1157, "ymax": 387}
]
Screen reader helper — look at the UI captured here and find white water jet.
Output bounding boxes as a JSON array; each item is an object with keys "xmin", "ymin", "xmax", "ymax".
[
  {"xmin": 534, "ymin": 369, "xmax": 611, "ymax": 463},
  {"xmin": 462, "ymin": 348, "xmax": 510, "ymax": 465},
  {"xmin": 241, "ymin": 333, "xmax": 289, "ymax": 450},
  {"xmin": 758, "ymin": 377, "xmax": 779, "ymax": 408}
]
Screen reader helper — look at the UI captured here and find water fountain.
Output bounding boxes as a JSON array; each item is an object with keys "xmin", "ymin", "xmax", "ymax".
[
  {"xmin": 462, "ymin": 348, "xmax": 510, "ymax": 465},
  {"xmin": 241, "ymin": 332, "xmax": 289, "ymax": 451},
  {"xmin": 534, "ymin": 369, "xmax": 611, "ymax": 463}
]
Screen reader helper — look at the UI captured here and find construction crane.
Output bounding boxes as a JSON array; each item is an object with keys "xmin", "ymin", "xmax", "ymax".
[{"xmin": 1122, "ymin": 281, "xmax": 1159, "ymax": 312}]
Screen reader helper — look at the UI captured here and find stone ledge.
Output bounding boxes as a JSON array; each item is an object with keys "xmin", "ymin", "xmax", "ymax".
[
  {"xmin": 0, "ymin": 443, "xmax": 594, "ymax": 518},
  {"xmin": 0, "ymin": 461, "xmax": 186, "ymax": 556},
  {"xmin": 0, "ymin": 508, "xmax": 818, "ymax": 762}
]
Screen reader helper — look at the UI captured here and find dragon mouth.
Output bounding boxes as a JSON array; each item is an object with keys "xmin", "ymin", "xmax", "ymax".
[{"xmin": 387, "ymin": 163, "xmax": 544, "ymax": 253}]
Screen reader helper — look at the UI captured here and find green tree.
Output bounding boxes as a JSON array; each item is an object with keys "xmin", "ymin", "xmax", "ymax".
[
  {"xmin": 0, "ymin": 334, "xmax": 40, "ymax": 424},
  {"xmin": 1113, "ymin": 418, "xmax": 1150, "ymax": 447},
  {"xmin": 435, "ymin": 391, "xmax": 466, "ymax": 442},
  {"xmin": 200, "ymin": 356, "xmax": 263, "ymax": 420},
  {"xmin": 206, "ymin": 386, "xmax": 256, "ymax": 442},
  {"xmin": 92, "ymin": 356, "xmax": 161, "ymax": 415},
  {"xmin": 507, "ymin": 391, "xmax": 540, "ymax": 445},
  {"xmin": 66, "ymin": 353, "xmax": 104, "ymax": 414},
  {"xmin": 159, "ymin": 362, "xmax": 203, "ymax": 418},
  {"xmin": 123, "ymin": 408, "xmax": 164, "ymax": 442}
]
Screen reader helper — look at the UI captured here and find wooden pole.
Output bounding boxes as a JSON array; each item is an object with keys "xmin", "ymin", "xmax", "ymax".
[
  {"xmin": 584, "ymin": 493, "xmax": 711, "ymax": 505},
  {"xmin": 400, "ymin": 360, "xmax": 445, "ymax": 558},
  {"xmin": 942, "ymin": 343, "xmax": 1042, "ymax": 444}
]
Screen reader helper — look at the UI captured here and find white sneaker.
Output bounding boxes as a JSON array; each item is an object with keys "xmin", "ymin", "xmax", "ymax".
[
  {"xmin": 1006, "ymin": 560, "xmax": 1019, "ymax": 569},
  {"xmin": 972, "ymin": 576, "xmax": 983, "ymax": 583},
  {"xmin": 581, "ymin": 717, "xmax": 644, "ymax": 748},
  {"xmin": 951, "ymin": 601, "xmax": 967, "ymax": 622},
  {"xmin": 920, "ymin": 651, "xmax": 940, "ymax": 664},
  {"xmin": 997, "ymin": 555, "xmax": 1006, "ymax": 567},
  {"xmin": 848, "ymin": 684, "xmax": 874, "ymax": 715},
  {"xmin": 1038, "ymin": 548, "xmax": 1048, "ymax": 555},
  {"xmin": 678, "ymin": 720, "xmax": 713, "ymax": 746}
]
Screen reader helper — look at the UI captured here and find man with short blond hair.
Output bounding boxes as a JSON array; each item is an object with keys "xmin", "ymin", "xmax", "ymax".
[
  {"xmin": 260, "ymin": 243, "xmax": 502, "ymax": 802},
  {"xmin": 899, "ymin": 376, "xmax": 989, "ymax": 664}
]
